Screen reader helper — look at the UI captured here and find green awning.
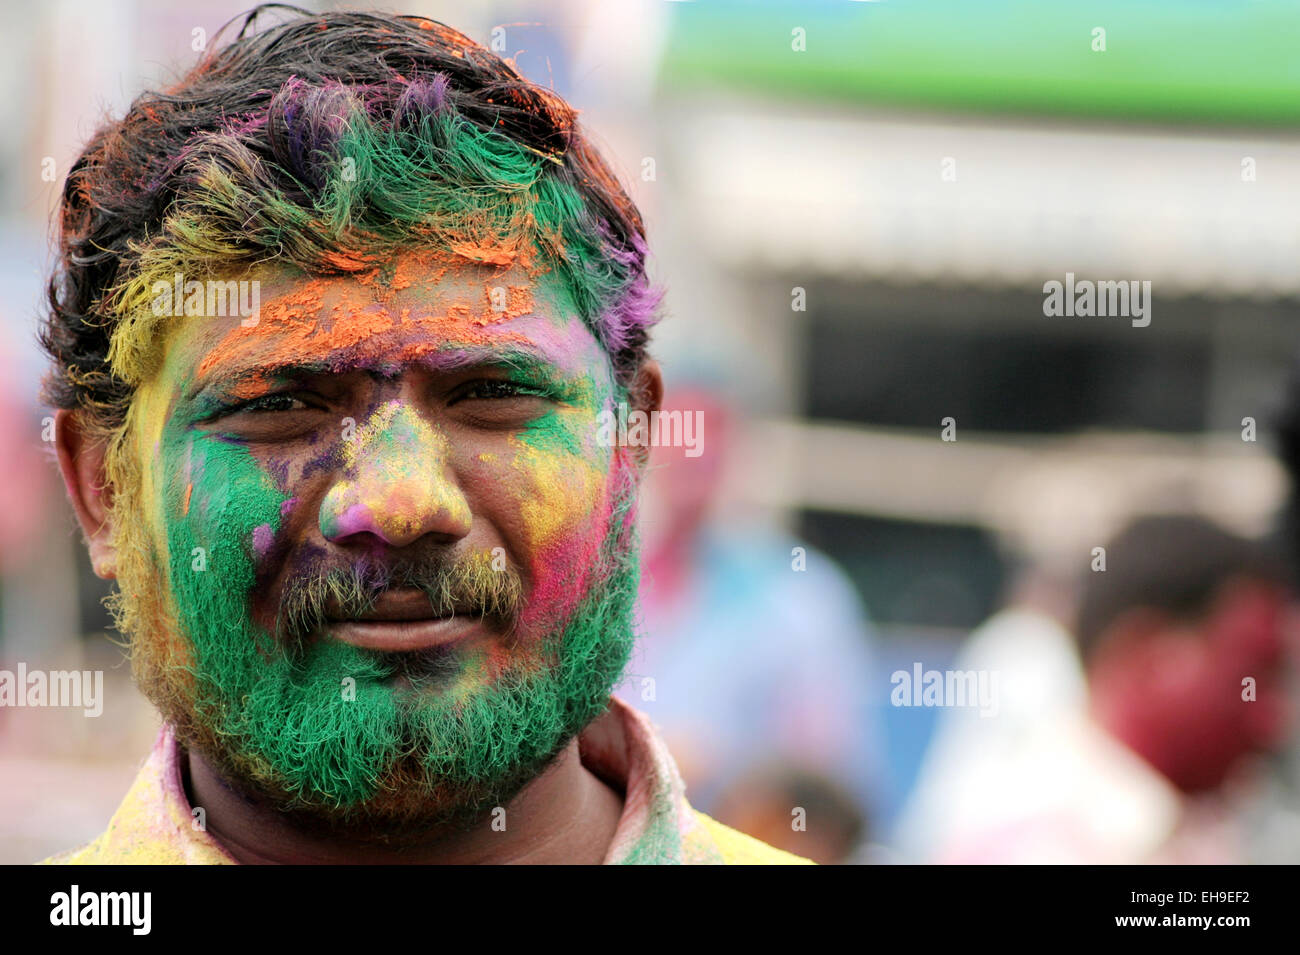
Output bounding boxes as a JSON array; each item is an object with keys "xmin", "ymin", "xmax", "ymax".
[{"xmin": 661, "ymin": 0, "xmax": 1300, "ymax": 127}]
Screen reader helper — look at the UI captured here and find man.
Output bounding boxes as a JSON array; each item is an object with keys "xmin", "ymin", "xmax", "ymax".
[{"xmin": 38, "ymin": 8, "xmax": 810, "ymax": 865}]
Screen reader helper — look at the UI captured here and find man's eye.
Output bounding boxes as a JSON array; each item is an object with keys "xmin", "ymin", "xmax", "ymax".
[
  {"xmin": 457, "ymin": 380, "xmax": 547, "ymax": 401},
  {"xmin": 233, "ymin": 393, "xmax": 311, "ymax": 413}
]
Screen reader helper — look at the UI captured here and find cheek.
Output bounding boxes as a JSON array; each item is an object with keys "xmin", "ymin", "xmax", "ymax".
[
  {"xmin": 502, "ymin": 423, "xmax": 614, "ymax": 629},
  {"xmin": 157, "ymin": 430, "xmax": 290, "ymax": 612}
]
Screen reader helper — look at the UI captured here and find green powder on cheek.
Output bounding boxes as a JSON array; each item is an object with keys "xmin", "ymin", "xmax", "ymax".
[
  {"xmin": 519, "ymin": 406, "xmax": 584, "ymax": 458},
  {"xmin": 159, "ymin": 426, "xmax": 411, "ymax": 804},
  {"xmin": 516, "ymin": 361, "xmax": 621, "ymax": 461}
]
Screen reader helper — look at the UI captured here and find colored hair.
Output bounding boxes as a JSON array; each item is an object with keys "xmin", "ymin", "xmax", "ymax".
[{"xmin": 40, "ymin": 5, "xmax": 661, "ymax": 442}]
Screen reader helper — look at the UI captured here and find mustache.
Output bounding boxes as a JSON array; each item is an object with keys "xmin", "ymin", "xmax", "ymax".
[{"xmin": 273, "ymin": 551, "xmax": 523, "ymax": 644}]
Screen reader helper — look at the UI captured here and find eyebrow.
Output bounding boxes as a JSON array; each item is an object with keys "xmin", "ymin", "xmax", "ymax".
[{"xmin": 183, "ymin": 342, "xmax": 571, "ymax": 402}]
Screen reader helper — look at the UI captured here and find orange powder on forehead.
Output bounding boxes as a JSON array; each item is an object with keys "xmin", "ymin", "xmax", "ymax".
[
  {"xmin": 449, "ymin": 243, "xmax": 517, "ymax": 267},
  {"xmin": 386, "ymin": 247, "xmax": 539, "ymax": 296},
  {"xmin": 195, "ymin": 271, "xmax": 543, "ymax": 380},
  {"xmin": 374, "ymin": 248, "xmax": 538, "ymax": 305},
  {"xmin": 352, "ymin": 267, "xmax": 383, "ymax": 288},
  {"xmin": 320, "ymin": 248, "xmax": 380, "ymax": 271},
  {"xmin": 504, "ymin": 286, "xmax": 533, "ymax": 317},
  {"xmin": 195, "ymin": 276, "xmax": 389, "ymax": 378},
  {"xmin": 386, "ymin": 262, "xmax": 418, "ymax": 292}
]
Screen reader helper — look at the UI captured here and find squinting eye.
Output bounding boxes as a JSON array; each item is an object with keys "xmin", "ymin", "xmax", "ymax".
[
  {"xmin": 237, "ymin": 393, "xmax": 310, "ymax": 413},
  {"xmin": 458, "ymin": 380, "xmax": 546, "ymax": 401}
]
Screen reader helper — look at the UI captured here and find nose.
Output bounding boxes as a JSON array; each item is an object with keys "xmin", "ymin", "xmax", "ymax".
[{"xmin": 319, "ymin": 401, "xmax": 471, "ymax": 547}]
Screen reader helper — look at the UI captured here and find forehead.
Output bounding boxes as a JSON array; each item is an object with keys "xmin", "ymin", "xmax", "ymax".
[{"xmin": 159, "ymin": 250, "xmax": 609, "ymax": 389}]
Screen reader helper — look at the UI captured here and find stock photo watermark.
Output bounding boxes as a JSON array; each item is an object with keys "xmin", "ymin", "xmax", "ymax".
[
  {"xmin": 49, "ymin": 886, "xmax": 151, "ymax": 935},
  {"xmin": 890, "ymin": 663, "xmax": 1000, "ymax": 718},
  {"xmin": 596, "ymin": 402, "xmax": 704, "ymax": 457},
  {"xmin": 150, "ymin": 272, "xmax": 261, "ymax": 327},
  {"xmin": 0, "ymin": 664, "xmax": 103, "ymax": 717},
  {"xmin": 1042, "ymin": 272, "xmax": 1152, "ymax": 327}
]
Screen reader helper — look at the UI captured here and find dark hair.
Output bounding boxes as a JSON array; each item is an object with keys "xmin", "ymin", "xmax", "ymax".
[
  {"xmin": 1074, "ymin": 514, "xmax": 1285, "ymax": 663},
  {"xmin": 40, "ymin": 4, "xmax": 660, "ymax": 439}
]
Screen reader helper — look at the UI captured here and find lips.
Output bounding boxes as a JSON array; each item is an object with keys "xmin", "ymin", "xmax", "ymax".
[{"xmin": 325, "ymin": 588, "xmax": 484, "ymax": 652}]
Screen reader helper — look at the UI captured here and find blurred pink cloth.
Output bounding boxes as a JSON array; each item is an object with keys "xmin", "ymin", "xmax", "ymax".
[{"xmin": 0, "ymin": 341, "xmax": 50, "ymax": 569}]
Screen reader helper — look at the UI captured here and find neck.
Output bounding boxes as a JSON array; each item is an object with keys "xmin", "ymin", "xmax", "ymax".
[{"xmin": 186, "ymin": 738, "xmax": 625, "ymax": 864}]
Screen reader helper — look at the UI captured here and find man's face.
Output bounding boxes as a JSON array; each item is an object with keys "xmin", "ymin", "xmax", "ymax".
[
  {"xmin": 1098, "ymin": 578, "xmax": 1292, "ymax": 793},
  {"xmin": 110, "ymin": 250, "xmax": 643, "ymax": 832}
]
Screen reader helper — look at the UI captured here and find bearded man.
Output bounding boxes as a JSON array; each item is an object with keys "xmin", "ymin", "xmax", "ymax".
[{"xmin": 39, "ymin": 7, "xmax": 809, "ymax": 865}]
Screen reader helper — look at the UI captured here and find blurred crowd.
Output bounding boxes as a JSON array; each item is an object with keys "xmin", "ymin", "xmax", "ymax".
[{"xmin": 618, "ymin": 375, "xmax": 1300, "ymax": 864}]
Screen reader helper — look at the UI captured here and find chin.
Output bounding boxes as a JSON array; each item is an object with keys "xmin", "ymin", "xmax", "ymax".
[{"xmin": 282, "ymin": 751, "xmax": 554, "ymax": 841}]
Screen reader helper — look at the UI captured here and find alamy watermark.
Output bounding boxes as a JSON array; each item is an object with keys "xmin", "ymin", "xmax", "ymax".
[
  {"xmin": 50, "ymin": 886, "xmax": 150, "ymax": 935},
  {"xmin": 1042, "ymin": 272, "xmax": 1151, "ymax": 327},
  {"xmin": 151, "ymin": 272, "xmax": 261, "ymax": 327},
  {"xmin": 0, "ymin": 663, "xmax": 103, "ymax": 717},
  {"xmin": 890, "ymin": 662, "xmax": 999, "ymax": 717},
  {"xmin": 596, "ymin": 402, "xmax": 704, "ymax": 458}
]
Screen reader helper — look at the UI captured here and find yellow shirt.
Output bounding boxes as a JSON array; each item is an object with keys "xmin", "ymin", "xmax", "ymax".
[{"xmin": 41, "ymin": 696, "xmax": 813, "ymax": 865}]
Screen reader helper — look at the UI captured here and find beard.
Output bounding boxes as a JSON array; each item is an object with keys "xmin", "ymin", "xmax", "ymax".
[{"xmin": 110, "ymin": 450, "xmax": 642, "ymax": 842}]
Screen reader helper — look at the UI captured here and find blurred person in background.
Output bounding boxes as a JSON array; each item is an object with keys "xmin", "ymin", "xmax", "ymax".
[
  {"xmin": 903, "ymin": 515, "xmax": 1292, "ymax": 863},
  {"xmin": 617, "ymin": 377, "xmax": 887, "ymax": 863},
  {"xmin": 0, "ymin": 335, "xmax": 52, "ymax": 577},
  {"xmin": 894, "ymin": 554, "xmax": 1087, "ymax": 861}
]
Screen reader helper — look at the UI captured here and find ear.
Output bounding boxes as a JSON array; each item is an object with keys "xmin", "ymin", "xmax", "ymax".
[
  {"xmin": 54, "ymin": 409, "xmax": 118, "ymax": 579},
  {"xmin": 627, "ymin": 358, "xmax": 663, "ymax": 471}
]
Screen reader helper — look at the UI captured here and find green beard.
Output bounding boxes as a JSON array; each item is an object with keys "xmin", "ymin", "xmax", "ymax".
[{"xmin": 134, "ymin": 434, "xmax": 641, "ymax": 837}]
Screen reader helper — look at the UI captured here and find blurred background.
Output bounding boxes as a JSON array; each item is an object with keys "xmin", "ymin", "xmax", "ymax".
[{"xmin": 3, "ymin": 0, "xmax": 1300, "ymax": 864}]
